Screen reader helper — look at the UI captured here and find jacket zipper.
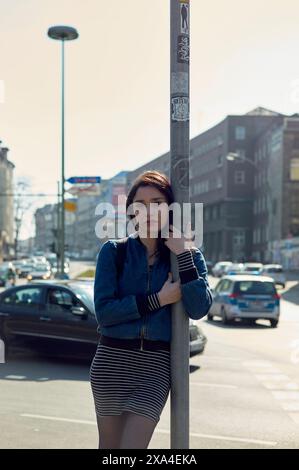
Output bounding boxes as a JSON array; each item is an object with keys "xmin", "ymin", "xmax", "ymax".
[{"xmin": 140, "ymin": 262, "xmax": 150, "ymax": 351}]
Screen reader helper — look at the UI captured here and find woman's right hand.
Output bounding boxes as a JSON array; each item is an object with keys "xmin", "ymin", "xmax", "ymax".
[{"xmin": 157, "ymin": 272, "xmax": 182, "ymax": 307}]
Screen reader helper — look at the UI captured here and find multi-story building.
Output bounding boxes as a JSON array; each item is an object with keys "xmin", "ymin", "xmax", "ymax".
[
  {"xmin": 126, "ymin": 107, "xmax": 299, "ymax": 265},
  {"xmin": 0, "ymin": 141, "xmax": 15, "ymax": 261},
  {"xmin": 34, "ymin": 201, "xmax": 76, "ymax": 254}
]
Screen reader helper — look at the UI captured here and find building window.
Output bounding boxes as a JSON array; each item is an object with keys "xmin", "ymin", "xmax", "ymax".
[
  {"xmin": 217, "ymin": 176, "xmax": 222, "ymax": 188},
  {"xmin": 234, "ymin": 170, "xmax": 245, "ymax": 184},
  {"xmin": 290, "ymin": 158, "xmax": 299, "ymax": 181},
  {"xmin": 217, "ymin": 154, "xmax": 223, "ymax": 166},
  {"xmin": 235, "ymin": 148, "xmax": 246, "ymax": 161},
  {"xmin": 235, "ymin": 126, "xmax": 246, "ymax": 140},
  {"xmin": 233, "ymin": 229, "xmax": 245, "ymax": 247}
]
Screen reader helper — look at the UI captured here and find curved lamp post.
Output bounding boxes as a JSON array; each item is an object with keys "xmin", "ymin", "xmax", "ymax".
[{"xmin": 47, "ymin": 26, "xmax": 79, "ymax": 278}]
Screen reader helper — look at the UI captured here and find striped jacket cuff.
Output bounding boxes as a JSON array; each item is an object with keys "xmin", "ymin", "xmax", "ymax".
[
  {"xmin": 135, "ymin": 292, "xmax": 161, "ymax": 316},
  {"xmin": 176, "ymin": 249, "xmax": 200, "ymax": 284}
]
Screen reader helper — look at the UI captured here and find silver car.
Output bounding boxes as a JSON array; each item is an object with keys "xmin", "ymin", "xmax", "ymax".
[
  {"xmin": 208, "ymin": 275, "xmax": 280, "ymax": 327},
  {"xmin": 259, "ymin": 264, "xmax": 286, "ymax": 288},
  {"xmin": 212, "ymin": 261, "xmax": 233, "ymax": 277}
]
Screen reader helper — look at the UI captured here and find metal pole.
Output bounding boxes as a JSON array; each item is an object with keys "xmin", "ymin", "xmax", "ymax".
[
  {"xmin": 61, "ymin": 39, "xmax": 65, "ymax": 277},
  {"xmin": 57, "ymin": 180, "xmax": 61, "ymax": 276},
  {"xmin": 170, "ymin": 0, "xmax": 190, "ymax": 449}
]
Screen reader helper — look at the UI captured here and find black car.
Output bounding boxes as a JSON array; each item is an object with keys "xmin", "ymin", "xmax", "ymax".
[{"xmin": 0, "ymin": 280, "xmax": 207, "ymax": 361}]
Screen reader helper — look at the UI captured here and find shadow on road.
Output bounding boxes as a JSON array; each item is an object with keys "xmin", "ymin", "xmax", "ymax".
[{"xmin": 0, "ymin": 350, "xmax": 92, "ymax": 383}]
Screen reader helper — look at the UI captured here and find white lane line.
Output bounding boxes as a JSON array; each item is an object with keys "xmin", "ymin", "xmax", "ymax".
[
  {"xmin": 288, "ymin": 413, "xmax": 299, "ymax": 424},
  {"xmin": 255, "ymin": 374, "xmax": 290, "ymax": 382},
  {"xmin": 243, "ymin": 360, "xmax": 275, "ymax": 368},
  {"xmin": 21, "ymin": 414, "xmax": 96, "ymax": 425},
  {"xmin": 262, "ymin": 382, "xmax": 299, "ymax": 391},
  {"xmin": 271, "ymin": 391, "xmax": 299, "ymax": 401},
  {"xmin": 243, "ymin": 361, "xmax": 299, "ymax": 426},
  {"xmin": 281, "ymin": 402, "xmax": 299, "ymax": 411},
  {"xmin": 198, "ymin": 356, "xmax": 241, "ymax": 362},
  {"xmin": 190, "ymin": 382, "xmax": 238, "ymax": 389},
  {"xmin": 20, "ymin": 414, "xmax": 277, "ymax": 446}
]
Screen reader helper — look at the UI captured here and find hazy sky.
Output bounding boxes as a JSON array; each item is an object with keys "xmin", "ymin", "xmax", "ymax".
[{"xmin": 1, "ymin": 0, "xmax": 299, "ymax": 239}]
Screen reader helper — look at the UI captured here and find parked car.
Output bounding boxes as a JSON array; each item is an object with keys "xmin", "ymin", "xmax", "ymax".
[
  {"xmin": 258, "ymin": 264, "xmax": 286, "ymax": 288},
  {"xmin": 208, "ymin": 275, "xmax": 280, "ymax": 327},
  {"xmin": 224, "ymin": 263, "xmax": 245, "ymax": 275},
  {"xmin": 18, "ymin": 261, "xmax": 36, "ymax": 278},
  {"xmin": 243, "ymin": 263, "xmax": 264, "ymax": 274},
  {"xmin": 0, "ymin": 281, "xmax": 207, "ymax": 360},
  {"xmin": 212, "ymin": 261, "xmax": 233, "ymax": 277}
]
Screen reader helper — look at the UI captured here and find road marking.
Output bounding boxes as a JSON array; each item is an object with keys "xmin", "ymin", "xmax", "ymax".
[
  {"xmin": 199, "ymin": 356, "xmax": 241, "ymax": 362},
  {"xmin": 20, "ymin": 414, "xmax": 277, "ymax": 446},
  {"xmin": 281, "ymin": 402, "xmax": 299, "ymax": 411},
  {"xmin": 255, "ymin": 374, "xmax": 290, "ymax": 381},
  {"xmin": 190, "ymin": 382, "xmax": 238, "ymax": 389},
  {"xmin": 288, "ymin": 413, "xmax": 299, "ymax": 424},
  {"xmin": 262, "ymin": 382, "xmax": 299, "ymax": 390},
  {"xmin": 271, "ymin": 391, "xmax": 299, "ymax": 401},
  {"xmin": 21, "ymin": 414, "xmax": 96, "ymax": 426},
  {"xmin": 243, "ymin": 360, "xmax": 299, "ymax": 426}
]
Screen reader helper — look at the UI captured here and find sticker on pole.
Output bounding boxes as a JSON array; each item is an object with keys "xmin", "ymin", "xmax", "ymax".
[
  {"xmin": 180, "ymin": 3, "xmax": 189, "ymax": 35},
  {"xmin": 171, "ymin": 96, "xmax": 189, "ymax": 122},
  {"xmin": 177, "ymin": 35, "xmax": 189, "ymax": 63}
]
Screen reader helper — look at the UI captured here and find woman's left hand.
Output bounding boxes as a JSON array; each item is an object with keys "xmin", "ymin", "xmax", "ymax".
[{"xmin": 163, "ymin": 224, "xmax": 194, "ymax": 255}]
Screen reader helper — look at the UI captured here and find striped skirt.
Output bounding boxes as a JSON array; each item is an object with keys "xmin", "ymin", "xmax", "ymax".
[{"xmin": 89, "ymin": 342, "xmax": 171, "ymax": 424}]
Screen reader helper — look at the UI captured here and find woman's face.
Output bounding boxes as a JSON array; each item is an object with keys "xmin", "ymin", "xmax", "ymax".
[{"xmin": 132, "ymin": 185, "xmax": 169, "ymax": 237}]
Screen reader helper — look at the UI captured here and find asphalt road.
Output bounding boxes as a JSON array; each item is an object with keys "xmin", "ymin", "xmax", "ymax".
[{"xmin": 0, "ymin": 268, "xmax": 299, "ymax": 449}]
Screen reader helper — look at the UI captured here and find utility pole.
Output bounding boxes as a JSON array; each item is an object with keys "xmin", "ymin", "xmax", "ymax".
[{"xmin": 170, "ymin": 0, "xmax": 190, "ymax": 449}]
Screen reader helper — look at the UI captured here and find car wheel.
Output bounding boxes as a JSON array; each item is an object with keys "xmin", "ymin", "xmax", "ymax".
[
  {"xmin": 270, "ymin": 319, "xmax": 279, "ymax": 328},
  {"xmin": 0, "ymin": 333, "xmax": 9, "ymax": 362},
  {"xmin": 221, "ymin": 307, "xmax": 230, "ymax": 325},
  {"xmin": 207, "ymin": 312, "xmax": 213, "ymax": 321}
]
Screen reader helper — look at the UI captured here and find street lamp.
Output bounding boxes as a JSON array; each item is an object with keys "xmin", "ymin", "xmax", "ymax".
[
  {"xmin": 47, "ymin": 25, "xmax": 79, "ymax": 278},
  {"xmin": 226, "ymin": 152, "xmax": 274, "ymax": 262}
]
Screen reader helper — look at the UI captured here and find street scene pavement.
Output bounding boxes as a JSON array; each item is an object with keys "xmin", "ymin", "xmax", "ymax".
[{"xmin": 0, "ymin": 264, "xmax": 298, "ymax": 449}]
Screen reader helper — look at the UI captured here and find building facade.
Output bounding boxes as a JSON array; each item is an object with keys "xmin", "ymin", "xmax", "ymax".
[{"xmin": 0, "ymin": 142, "xmax": 15, "ymax": 261}]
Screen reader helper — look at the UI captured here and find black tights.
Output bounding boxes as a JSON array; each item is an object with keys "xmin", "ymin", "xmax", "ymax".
[{"xmin": 96, "ymin": 411, "xmax": 158, "ymax": 449}]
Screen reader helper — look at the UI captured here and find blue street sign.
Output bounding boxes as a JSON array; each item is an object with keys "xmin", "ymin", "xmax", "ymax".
[{"xmin": 66, "ymin": 176, "xmax": 101, "ymax": 184}]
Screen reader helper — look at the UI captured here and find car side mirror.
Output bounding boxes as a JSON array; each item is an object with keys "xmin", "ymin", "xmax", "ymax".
[{"xmin": 71, "ymin": 306, "xmax": 87, "ymax": 317}]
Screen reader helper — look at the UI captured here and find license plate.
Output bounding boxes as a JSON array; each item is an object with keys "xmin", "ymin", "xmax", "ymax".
[{"xmin": 250, "ymin": 300, "xmax": 263, "ymax": 308}]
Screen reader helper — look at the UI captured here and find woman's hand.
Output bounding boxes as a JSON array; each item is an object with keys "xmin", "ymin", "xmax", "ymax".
[
  {"xmin": 158, "ymin": 272, "xmax": 182, "ymax": 306},
  {"xmin": 163, "ymin": 223, "xmax": 194, "ymax": 255}
]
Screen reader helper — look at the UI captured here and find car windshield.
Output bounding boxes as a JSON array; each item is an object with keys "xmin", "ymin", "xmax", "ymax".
[
  {"xmin": 69, "ymin": 283, "xmax": 94, "ymax": 312},
  {"xmin": 35, "ymin": 265, "xmax": 49, "ymax": 271},
  {"xmin": 234, "ymin": 281, "xmax": 276, "ymax": 295}
]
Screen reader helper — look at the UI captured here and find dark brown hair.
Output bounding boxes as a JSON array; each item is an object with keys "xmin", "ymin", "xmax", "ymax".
[{"xmin": 126, "ymin": 170, "xmax": 174, "ymax": 263}]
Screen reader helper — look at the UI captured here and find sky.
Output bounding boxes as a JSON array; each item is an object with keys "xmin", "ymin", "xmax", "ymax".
[{"xmin": 1, "ymin": 0, "xmax": 299, "ymax": 239}]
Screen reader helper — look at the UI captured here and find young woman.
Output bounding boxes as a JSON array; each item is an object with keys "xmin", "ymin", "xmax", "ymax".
[{"xmin": 90, "ymin": 170, "xmax": 213, "ymax": 449}]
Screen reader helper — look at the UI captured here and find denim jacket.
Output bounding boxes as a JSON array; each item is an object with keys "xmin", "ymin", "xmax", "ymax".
[{"xmin": 93, "ymin": 231, "xmax": 213, "ymax": 342}]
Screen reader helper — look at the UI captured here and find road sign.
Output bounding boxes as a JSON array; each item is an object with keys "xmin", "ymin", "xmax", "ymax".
[{"xmin": 66, "ymin": 176, "xmax": 101, "ymax": 184}]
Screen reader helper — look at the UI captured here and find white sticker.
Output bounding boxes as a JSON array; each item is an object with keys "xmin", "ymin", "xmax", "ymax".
[{"xmin": 171, "ymin": 96, "xmax": 189, "ymax": 122}]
